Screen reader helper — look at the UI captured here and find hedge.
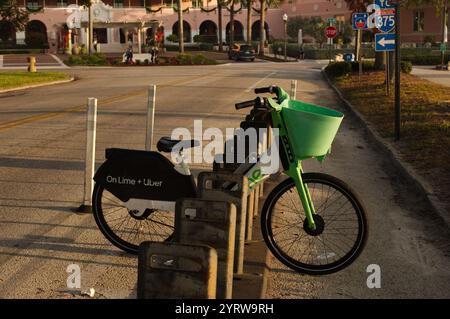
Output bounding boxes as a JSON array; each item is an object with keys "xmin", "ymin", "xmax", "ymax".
[{"xmin": 325, "ymin": 60, "xmax": 412, "ymax": 78}]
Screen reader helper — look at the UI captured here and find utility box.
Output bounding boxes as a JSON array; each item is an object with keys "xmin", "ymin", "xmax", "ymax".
[
  {"xmin": 138, "ymin": 242, "xmax": 218, "ymax": 299},
  {"xmin": 175, "ymin": 198, "xmax": 236, "ymax": 299}
]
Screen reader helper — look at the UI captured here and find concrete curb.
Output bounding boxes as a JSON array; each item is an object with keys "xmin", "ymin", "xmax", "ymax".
[
  {"xmin": 0, "ymin": 76, "xmax": 75, "ymax": 94},
  {"xmin": 321, "ymin": 67, "xmax": 449, "ymax": 226}
]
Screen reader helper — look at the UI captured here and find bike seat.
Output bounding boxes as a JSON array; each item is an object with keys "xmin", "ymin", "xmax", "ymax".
[{"xmin": 157, "ymin": 137, "xmax": 200, "ymax": 153}]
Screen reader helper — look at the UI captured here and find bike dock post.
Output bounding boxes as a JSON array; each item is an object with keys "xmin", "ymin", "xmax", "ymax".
[
  {"xmin": 137, "ymin": 241, "xmax": 218, "ymax": 299},
  {"xmin": 197, "ymin": 172, "xmax": 248, "ymax": 275},
  {"xmin": 291, "ymin": 79, "xmax": 298, "ymax": 100},
  {"xmin": 174, "ymin": 198, "xmax": 236, "ymax": 299},
  {"xmin": 76, "ymin": 97, "xmax": 97, "ymax": 213},
  {"xmin": 145, "ymin": 85, "xmax": 156, "ymax": 151}
]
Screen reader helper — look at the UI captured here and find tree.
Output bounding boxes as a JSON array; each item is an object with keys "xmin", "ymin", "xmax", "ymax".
[
  {"xmin": 0, "ymin": 0, "xmax": 29, "ymax": 33},
  {"xmin": 177, "ymin": 0, "xmax": 184, "ymax": 53},
  {"xmin": 259, "ymin": 0, "xmax": 266, "ymax": 56},
  {"xmin": 246, "ymin": 0, "xmax": 253, "ymax": 44},
  {"xmin": 258, "ymin": 0, "xmax": 284, "ymax": 56},
  {"xmin": 287, "ymin": 16, "xmax": 328, "ymax": 45}
]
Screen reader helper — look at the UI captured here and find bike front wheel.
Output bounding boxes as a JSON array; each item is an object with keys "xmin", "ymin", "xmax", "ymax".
[
  {"xmin": 261, "ymin": 173, "xmax": 368, "ymax": 275},
  {"xmin": 92, "ymin": 183, "xmax": 174, "ymax": 254}
]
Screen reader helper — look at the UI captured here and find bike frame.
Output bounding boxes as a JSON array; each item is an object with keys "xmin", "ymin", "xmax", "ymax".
[{"xmin": 126, "ymin": 91, "xmax": 317, "ymax": 230}]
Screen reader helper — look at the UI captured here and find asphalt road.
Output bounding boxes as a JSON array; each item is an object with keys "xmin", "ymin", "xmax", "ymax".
[{"xmin": 0, "ymin": 60, "xmax": 449, "ymax": 298}]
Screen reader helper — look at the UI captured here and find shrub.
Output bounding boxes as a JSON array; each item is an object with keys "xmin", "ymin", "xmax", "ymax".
[
  {"xmin": 175, "ymin": 53, "xmax": 193, "ymax": 64},
  {"xmin": 325, "ymin": 62, "xmax": 352, "ymax": 78},
  {"xmin": 400, "ymin": 60, "xmax": 412, "ymax": 74},
  {"xmin": 166, "ymin": 34, "xmax": 178, "ymax": 42},
  {"xmin": 65, "ymin": 53, "xmax": 108, "ymax": 66}
]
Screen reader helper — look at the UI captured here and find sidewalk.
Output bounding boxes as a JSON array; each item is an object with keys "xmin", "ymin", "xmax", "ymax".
[
  {"xmin": 0, "ymin": 53, "xmax": 68, "ymax": 70},
  {"xmin": 411, "ymin": 65, "xmax": 450, "ymax": 87}
]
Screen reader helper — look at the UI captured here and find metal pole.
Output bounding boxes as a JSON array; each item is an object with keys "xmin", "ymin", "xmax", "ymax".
[
  {"xmin": 78, "ymin": 97, "xmax": 97, "ymax": 213},
  {"xmin": 146, "ymin": 85, "xmax": 156, "ymax": 151},
  {"xmin": 394, "ymin": 3, "xmax": 401, "ymax": 141},
  {"xmin": 385, "ymin": 51, "xmax": 389, "ymax": 96},
  {"xmin": 290, "ymin": 80, "xmax": 297, "ymax": 100},
  {"xmin": 284, "ymin": 21, "xmax": 287, "ymax": 61},
  {"xmin": 441, "ymin": 2, "xmax": 448, "ymax": 67}
]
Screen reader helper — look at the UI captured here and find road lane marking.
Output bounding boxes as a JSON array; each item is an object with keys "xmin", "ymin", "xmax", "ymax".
[
  {"xmin": 0, "ymin": 71, "xmax": 217, "ymax": 132},
  {"xmin": 245, "ymin": 71, "xmax": 277, "ymax": 92}
]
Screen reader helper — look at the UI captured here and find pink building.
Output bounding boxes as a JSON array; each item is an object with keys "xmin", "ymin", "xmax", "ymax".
[{"xmin": 0, "ymin": 1, "xmax": 446, "ymax": 54}]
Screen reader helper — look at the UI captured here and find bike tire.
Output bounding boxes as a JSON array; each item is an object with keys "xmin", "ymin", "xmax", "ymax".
[
  {"xmin": 92, "ymin": 183, "xmax": 174, "ymax": 254},
  {"xmin": 261, "ymin": 173, "xmax": 368, "ymax": 275}
]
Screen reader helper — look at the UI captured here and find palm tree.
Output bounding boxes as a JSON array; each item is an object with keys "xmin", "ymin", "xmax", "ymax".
[
  {"xmin": 246, "ymin": 0, "xmax": 253, "ymax": 45},
  {"xmin": 258, "ymin": 0, "xmax": 266, "ymax": 57},
  {"xmin": 258, "ymin": 0, "xmax": 284, "ymax": 57},
  {"xmin": 177, "ymin": 0, "xmax": 184, "ymax": 53},
  {"xmin": 218, "ymin": 1, "xmax": 224, "ymax": 51}
]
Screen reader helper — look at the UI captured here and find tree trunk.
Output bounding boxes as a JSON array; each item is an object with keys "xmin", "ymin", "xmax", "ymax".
[
  {"xmin": 247, "ymin": 0, "xmax": 252, "ymax": 44},
  {"xmin": 230, "ymin": 2, "xmax": 235, "ymax": 47},
  {"xmin": 374, "ymin": 51, "xmax": 386, "ymax": 70},
  {"xmin": 177, "ymin": 0, "xmax": 184, "ymax": 53},
  {"xmin": 259, "ymin": 0, "xmax": 266, "ymax": 57},
  {"xmin": 218, "ymin": 2, "xmax": 223, "ymax": 52}
]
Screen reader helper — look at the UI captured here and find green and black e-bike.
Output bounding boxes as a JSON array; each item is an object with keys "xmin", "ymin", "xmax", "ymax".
[{"xmin": 92, "ymin": 85, "xmax": 368, "ymax": 275}]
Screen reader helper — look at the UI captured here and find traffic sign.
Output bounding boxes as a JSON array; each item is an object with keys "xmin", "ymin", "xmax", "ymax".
[
  {"xmin": 325, "ymin": 26, "xmax": 338, "ymax": 39},
  {"xmin": 375, "ymin": 0, "xmax": 396, "ymax": 33},
  {"xmin": 352, "ymin": 13, "xmax": 369, "ymax": 30},
  {"xmin": 375, "ymin": 0, "xmax": 395, "ymax": 9},
  {"xmin": 375, "ymin": 33, "xmax": 396, "ymax": 51},
  {"xmin": 327, "ymin": 17, "xmax": 337, "ymax": 24}
]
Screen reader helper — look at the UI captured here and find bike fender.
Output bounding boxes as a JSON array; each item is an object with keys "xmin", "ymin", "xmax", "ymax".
[{"xmin": 93, "ymin": 148, "xmax": 196, "ymax": 202}]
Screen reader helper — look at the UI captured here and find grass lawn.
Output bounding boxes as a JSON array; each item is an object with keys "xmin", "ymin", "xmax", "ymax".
[
  {"xmin": 0, "ymin": 72, "xmax": 70, "ymax": 90},
  {"xmin": 333, "ymin": 71, "xmax": 450, "ymax": 207}
]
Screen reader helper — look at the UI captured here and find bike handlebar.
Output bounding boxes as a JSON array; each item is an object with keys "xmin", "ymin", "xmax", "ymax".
[{"xmin": 235, "ymin": 97, "xmax": 264, "ymax": 110}]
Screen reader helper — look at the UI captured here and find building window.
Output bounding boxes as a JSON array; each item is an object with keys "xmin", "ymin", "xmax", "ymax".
[
  {"xmin": 113, "ymin": 0, "xmax": 124, "ymax": 8},
  {"xmin": 94, "ymin": 28, "xmax": 108, "ymax": 44},
  {"xmin": 191, "ymin": 0, "xmax": 201, "ymax": 8},
  {"xmin": 26, "ymin": 1, "xmax": 40, "ymax": 9},
  {"xmin": 413, "ymin": 11, "xmax": 424, "ymax": 32},
  {"xmin": 56, "ymin": 0, "xmax": 68, "ymax": 7}
]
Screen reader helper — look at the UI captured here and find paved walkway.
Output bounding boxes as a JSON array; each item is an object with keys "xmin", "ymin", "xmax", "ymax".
[
  {"xmin": 411, "ymin": 65, "xmax": 450, "ymax": 87},
  {"xmin": 0, "ymin": 54, "xmax": 68, "ymax": 70}
]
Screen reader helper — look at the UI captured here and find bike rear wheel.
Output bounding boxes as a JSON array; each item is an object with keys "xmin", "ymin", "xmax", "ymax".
[
  {"xmin": 261, "ymin": 173, "xmax": 368, "ymax": 275},
  {"xmin": 92, "ymin": 183, "xmax": 174, "ymax": 254}
]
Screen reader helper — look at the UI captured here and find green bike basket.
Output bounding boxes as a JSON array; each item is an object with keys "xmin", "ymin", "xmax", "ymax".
[{"xmin": 281, "ymin": 100, "xmax": 344, "ymax": 160}]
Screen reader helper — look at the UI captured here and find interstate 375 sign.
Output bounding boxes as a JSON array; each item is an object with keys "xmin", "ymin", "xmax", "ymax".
[{"xmin": 374, "ymin": 0, "xmax": 396, "ymax": 33}]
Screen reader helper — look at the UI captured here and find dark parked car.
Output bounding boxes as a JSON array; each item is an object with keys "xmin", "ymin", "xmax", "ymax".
[{"xmin": 228, "ymin": 44, "xmax": 256, "ymax": 62}]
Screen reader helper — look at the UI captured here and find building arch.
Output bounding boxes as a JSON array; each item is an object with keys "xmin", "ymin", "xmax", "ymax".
[
  {"xmin": 226, "ymin": 20, "xmax": 244, "ymax": 43},
  {"xmin": 251, "ymin": 20, "xmax": 269, "ymax": 41},
  {"xmin": 172, "ymin": 20, "xmax": 192, "ymax": 43},
  {"xmin": 0, "ymin": 21, "xmax": 16, "ymax": 43},
  {"xmin": 25, "ymin": 20, "xmax": 48, "ymax": 48},
  {"xmin": 199, "ymin": 20, "xmax": 218, "ymax": 43}
]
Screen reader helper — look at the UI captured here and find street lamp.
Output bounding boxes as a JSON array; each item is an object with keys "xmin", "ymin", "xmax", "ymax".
[{"xmin": 283, "ymin": 13, "xmax": 288, "ymax": 61}]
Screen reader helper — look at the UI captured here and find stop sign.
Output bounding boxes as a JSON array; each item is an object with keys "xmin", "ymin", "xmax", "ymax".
[{"xmin": 325, "ymin": 26, "xmax": 338, "ymax": 39}]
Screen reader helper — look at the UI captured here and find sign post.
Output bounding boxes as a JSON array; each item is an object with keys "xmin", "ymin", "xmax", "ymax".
[
  {"xmin": 325, "ymin": 26, "xmax": 337, "ymax": 62},
  {"xmin": 394, "ymin": 3, "xmax": 401, "ymax": 141},
  {"xmin": 352, "ymin": 13, "xmax": 369, "ymax": 78}
]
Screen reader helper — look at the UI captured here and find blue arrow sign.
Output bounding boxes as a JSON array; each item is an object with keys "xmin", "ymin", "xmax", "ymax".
[
  {"xmin": 375, "ymin": 33, "xmax": 396, "ymax": 51},
  {"xmin": 352, "ymin": 13, "xmax": 369, "ymax": 30}
]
